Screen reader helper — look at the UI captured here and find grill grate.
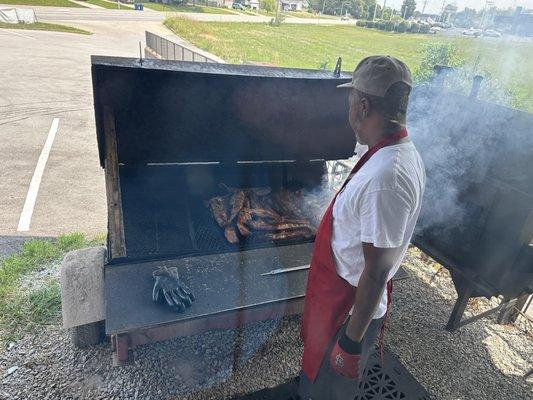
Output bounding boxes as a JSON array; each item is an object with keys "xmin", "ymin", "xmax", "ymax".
[
  {"xmin": 122, "ymin": 190, "xmax": 195, "ymax": 259},
  {"xmin": 189, "ymin": 197, "xmax": 316, "ymax": 255}
]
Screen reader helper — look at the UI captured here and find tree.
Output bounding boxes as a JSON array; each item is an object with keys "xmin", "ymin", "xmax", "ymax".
[
  {"xmin": 400, "ymin": 0, "xmax": 416, "ymax": 19},
  {"xmin": 364, "ymin": 0, "xmax": 379, "ymax": 19},
  {"xmin": 381, "ymin": 6, "xmax": 392, "ymax": 19},
  {"xmin": 262, "ymin": 0, "xmax": 277, "ymax": 12},
  {"xmin": 455, "ymin": 7, "xmax": 478, "ymax": 28}
]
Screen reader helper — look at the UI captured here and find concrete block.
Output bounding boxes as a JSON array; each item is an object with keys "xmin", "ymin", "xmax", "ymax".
[{"xmin": 61, "ymin": 246, "xmax": 106, "ymax": 330}]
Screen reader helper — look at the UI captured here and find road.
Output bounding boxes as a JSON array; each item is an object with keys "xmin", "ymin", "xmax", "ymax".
[
  {"xmin": 0, "ymin": 4, "xmax": 353, "ymax": 243},
  {"xmin": 0, "ymin": 19, "xmax": 173, "ymax": 240},
  {"xmin": 6, "ymin": 4, "xmax": 354, "ymax": 25}
]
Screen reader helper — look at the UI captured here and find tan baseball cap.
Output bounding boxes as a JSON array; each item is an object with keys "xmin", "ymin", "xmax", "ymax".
[{"xmin": 337, "ymin": 55, "xmax": 412, "ymax": 97}]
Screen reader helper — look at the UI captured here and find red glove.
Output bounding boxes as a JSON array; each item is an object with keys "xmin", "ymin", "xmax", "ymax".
[{"xmin": 329, "ymin": 331, "xmax": 362, "ymax": 380}]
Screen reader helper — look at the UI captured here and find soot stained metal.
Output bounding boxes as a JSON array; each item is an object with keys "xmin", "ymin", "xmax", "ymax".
[{"xmin": 92, "ymin": 56, "xmax": 354, "ymax": 363}]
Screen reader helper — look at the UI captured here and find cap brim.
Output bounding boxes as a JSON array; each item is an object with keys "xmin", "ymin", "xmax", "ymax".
[{"xmin": 336, "ymin": 81, "xmax": 354, "ymax": 88}]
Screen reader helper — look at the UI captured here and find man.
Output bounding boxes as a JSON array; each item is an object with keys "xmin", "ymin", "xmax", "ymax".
[{"xmin": 297, "ymin": 56, "xmax": 426, "ymax": 400}]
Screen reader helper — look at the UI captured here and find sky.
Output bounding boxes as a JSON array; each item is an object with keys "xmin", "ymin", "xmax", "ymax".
[{"xmin": 388, "ymin": 0, "xmax": 533, "ymax": 14}]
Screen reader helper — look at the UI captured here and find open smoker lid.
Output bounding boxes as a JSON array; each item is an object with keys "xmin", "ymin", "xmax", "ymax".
[{"xmin": 92, "ymin": 56, "xmax": 356, "ymax": 165}]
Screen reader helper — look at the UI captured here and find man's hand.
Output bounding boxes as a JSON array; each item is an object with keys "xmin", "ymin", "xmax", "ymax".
[{"xmin": 329, "ymin": 330, "xmax": 363, "ymax": 379}]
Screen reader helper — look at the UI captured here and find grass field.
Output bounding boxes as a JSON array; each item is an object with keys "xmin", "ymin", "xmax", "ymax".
[
  {"xmin": 141, "ymin": 2, "xmax": 233, "ymax": 14},
  {"xmin": 164, "ymin": 18, "xmax": 532, "ymax": 112},
  {"xmin": 0, "ymin": 0, "xmax": 84, "ymax": 6},
  {"xmin": 0, "ymin": 233, "xmax": 105, "ymax": 343},
  {"xmin": 0, "ymin": 21, "xmax": 91, "ymax": 34},
  {"xmin": 86, "ymin": 0, "xmax": 132, "ymax": 9}
]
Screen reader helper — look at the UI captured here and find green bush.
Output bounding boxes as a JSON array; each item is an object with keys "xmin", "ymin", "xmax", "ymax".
[
  {"xmin": 413, "ymin": 42, "xmax": 464, "ymax": 83},
  {"xmin": 376, "ymin": 20, "xmax": 386, "ymax": 30},
  {"xmin": 261, "ymin": 0, "xmax": 276, "ymax": 12},
  {"xmin": 366, "ymin": 20, "xmax": 375, "ymax": 28},
  {"xmin": 409, "ymin": 22, "xmax": 420, "ymax": 33},
  {"xmin": 419, "ymin": 24, "xmax": 431, "ymax": 34},
  {"xmin": 356, "ymin": 19, "xmax": 366, "ymax": 27},
  {"xmin": 385, "ymin": 20, "xmax": 396, "ymax": 31},
  {"xmin": 396, "ymin": 21, "xmax": 409, "ymax": 33}
]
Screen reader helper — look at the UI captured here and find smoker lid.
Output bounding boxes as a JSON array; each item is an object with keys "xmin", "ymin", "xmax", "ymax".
[{"xmin": 92, "ymin": 56, "xmax": 355, "ymax": 165}]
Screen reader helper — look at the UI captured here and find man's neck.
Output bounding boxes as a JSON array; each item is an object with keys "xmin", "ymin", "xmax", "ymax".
[{"xmin": 365, "ymin": 125, "xmax": 406, "ymax": 148}]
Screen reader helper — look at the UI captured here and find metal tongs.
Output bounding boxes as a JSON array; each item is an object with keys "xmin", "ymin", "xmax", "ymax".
[{"xmin": 261, "ymin": 264, "xmax": 310, "ymax": 276}]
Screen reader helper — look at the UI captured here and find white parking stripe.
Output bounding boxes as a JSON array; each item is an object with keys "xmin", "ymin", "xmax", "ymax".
[
  {"xmin": 0, "ymin": 29, "xmax": 36, "ymax": 40},
  {"xmin": 17, "ymin": 118, "xmax": 60, "ymax": 232}
]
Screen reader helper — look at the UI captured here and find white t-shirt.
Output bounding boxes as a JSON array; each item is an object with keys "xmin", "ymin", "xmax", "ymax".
[{"xmin": 331, "ymin": 141, "xmax": 426, "ymax": 319}]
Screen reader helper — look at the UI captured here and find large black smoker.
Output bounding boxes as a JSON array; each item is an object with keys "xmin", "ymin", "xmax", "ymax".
[
  {"xmin": 92, "ymin": 57, "xmax": 533, "ymax": 363},
  {"xmin": 92, "ymin": 56, "xmax": 356, "ymax": 363}
]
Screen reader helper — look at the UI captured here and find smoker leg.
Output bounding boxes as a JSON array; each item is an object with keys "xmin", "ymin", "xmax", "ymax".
[
  {"xmin": 497, "ymin": 294, "xmax": 530, "ymax": 325},
  {"xmin": 446, "ymin": 283, "xmax": 473, "ymax": 332},
  {"xmin": 111, "ymin": 334, "xmax": 133, "ymax": 366}
]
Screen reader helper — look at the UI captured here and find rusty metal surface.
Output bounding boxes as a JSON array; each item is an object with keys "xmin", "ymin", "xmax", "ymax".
[
  {"xmin": 126, "ymin": 298, "xmax": 305, "ymax": 348},
  {"xmin": 105, "ymin": 242, "xmax": 313, "ymax": 335}
]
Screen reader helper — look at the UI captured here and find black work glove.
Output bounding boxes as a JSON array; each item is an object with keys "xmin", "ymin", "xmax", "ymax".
[{"xmin": 152, "ymin": 266, "xmax": 195, "ymax": 313}]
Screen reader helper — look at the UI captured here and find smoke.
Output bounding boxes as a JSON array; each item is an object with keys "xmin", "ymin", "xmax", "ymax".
[
  {"xmin": 407, "ymin": 69, "xmax": 533, "ymax": 240},
  {"xmin": 300, "ymin": 160, "xmax": 352, "ymax": 227},
  {"xmin": 300, "ymin": 62, "xmax": 533, "ymax": 245}
]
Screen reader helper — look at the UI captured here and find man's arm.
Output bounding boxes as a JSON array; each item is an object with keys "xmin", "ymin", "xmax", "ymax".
[{"xmin": 344, "ymin": 242, "xmax": 397, "ymax": 342}]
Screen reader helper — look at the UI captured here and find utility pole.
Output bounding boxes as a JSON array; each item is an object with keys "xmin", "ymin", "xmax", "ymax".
[
  {"xmin": 440, "ymin": 0, "xmax": 446, "ymax": 22},
  {"xmin": 372, "ymin": 0, "xmax": 378, "ymax": 20},
  {"xmin": 322, "ymin": 0, "xmax": 326, "ymax": 14},
  {"xmin": 421, "ymin": 0, "xmax": 427, "ymax": 16}
]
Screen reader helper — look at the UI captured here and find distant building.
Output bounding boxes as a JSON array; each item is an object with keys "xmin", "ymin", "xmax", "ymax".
[
  {"xmin": 441, "ymin": 4, "xmax": 457, "ymax": 23},
  {"xmin": 279, "ymin": 0, "xmax": 309, "ymax": 11},
  {"xmin": 494, "ymin": 7, "xmax": 533, "ymax": 36},
  {"xmin": 217, "ymin": 0, "xmax": 234, "ymax": 7}
]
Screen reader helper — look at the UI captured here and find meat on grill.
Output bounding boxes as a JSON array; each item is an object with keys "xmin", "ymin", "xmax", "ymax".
[
  {"xmin": 205, "ymin": 195, "xmax": 239, "ymax": 243},
  {"xmin": 264, "ymin": 228, "xmax": 315, "ymax": 241},
  {"xmin": 229, "ymin": 190, "xmax": 246, "ymax": 223},
  {"xmin": 208, "ymin": 185, "xmax": 316, "ymax": 244},
  {"xmin": 224, "ymin": 226, "xmax": 239, "ymax": 244},
  {"xmin": 206, "ymin": 195, "xmax": 230, "ymax": 228}
]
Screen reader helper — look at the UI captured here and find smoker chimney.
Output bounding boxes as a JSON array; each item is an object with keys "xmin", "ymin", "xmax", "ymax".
[
  {"xmin": 432, "ymin": 65, "xmax": 454, "ymax": 90},
  {"xmin": 469, "ymin": 75, "xmax": 484, "ymax": 99}
]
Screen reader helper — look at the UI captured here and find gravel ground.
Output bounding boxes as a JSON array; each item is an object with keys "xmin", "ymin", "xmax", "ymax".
[{"xmin": 1, "ymin": 248, "xmax": 532, "ymax": 400}]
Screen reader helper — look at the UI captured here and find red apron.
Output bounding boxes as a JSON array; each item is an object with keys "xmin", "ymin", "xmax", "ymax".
[{"xmin": 300, "ymin": 128, "xmax": 408, "ymax": 382}]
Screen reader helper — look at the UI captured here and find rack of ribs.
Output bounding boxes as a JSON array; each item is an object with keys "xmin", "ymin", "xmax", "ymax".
[{"xmin": 207, "ymin": 185, "xmax": 317, "ymax": 244}]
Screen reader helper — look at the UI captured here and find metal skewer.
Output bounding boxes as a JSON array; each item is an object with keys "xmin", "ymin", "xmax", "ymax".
[{"xmin": 261, "ymin": 264, "xmax": 310, "ymax": 276}]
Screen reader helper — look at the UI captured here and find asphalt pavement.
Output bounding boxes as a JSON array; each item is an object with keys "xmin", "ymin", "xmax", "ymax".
[
  {"xmin": 0, "ymin": 20, "xmax": 172, "ymax": 239},
  {"xmin": 0, "ymin": 4, "xmax": 353, "ymax": 241},
  {"xmin": 1, "ymin": 4, "xmax": 353, "ymax": 25}
]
